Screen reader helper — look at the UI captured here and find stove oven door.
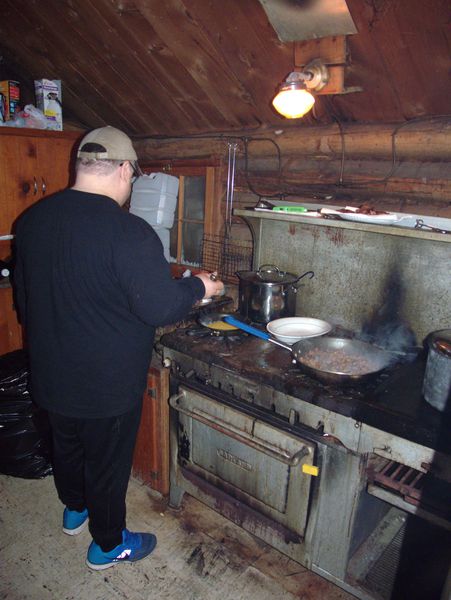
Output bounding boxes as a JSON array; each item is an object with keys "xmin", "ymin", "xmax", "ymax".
[{"xmin": 170, "ymin": 385, "xmax": 317, "ymax": 539}]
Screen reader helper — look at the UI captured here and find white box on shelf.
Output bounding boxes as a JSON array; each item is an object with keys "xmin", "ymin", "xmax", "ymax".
[{"xmin": 34, "ymin": 79, "xmax": 63, "ymax": 130}]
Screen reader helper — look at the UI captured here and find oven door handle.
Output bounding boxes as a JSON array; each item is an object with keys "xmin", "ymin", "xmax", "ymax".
[{"xmin": 170, "ymin": 393, "xmax": 310, "ymax": 467}]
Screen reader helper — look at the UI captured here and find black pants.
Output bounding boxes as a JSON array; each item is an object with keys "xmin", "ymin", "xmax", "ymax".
[{"xmin": 48, "ymin": 401, "xmax": 142, "ymax": 552}]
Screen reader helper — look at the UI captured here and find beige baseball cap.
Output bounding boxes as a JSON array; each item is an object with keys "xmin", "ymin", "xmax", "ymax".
[{"xmin": 77, "ymin": 126, "xmax": 138, "ymax": 161}]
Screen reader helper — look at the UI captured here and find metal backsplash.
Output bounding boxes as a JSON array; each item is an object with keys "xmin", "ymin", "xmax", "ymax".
[{"xmin": 248, "ymin": 219, "xmax": 450, "ymax": 344}]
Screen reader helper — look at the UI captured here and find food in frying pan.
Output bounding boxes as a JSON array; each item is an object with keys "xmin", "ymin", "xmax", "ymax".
[
  {"xmin": 206, "ymin": 321, "xmax": 238, "ymax": 331},
  {"xmin": 300, "ymin": 348, "xmax": 374, "ymax": 375},
  {"xmin": 339, "ymin": 203, "xmax": 389, "ymax": 216}
]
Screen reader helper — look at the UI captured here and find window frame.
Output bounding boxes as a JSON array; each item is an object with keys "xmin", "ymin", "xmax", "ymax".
[{"xmin": 139, "ymin": 160, "xmax": 222, "ymax": 276}]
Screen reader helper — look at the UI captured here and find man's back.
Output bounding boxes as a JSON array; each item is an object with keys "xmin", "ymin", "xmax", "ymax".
[{"xmin": 14, "ymin": 188, "xmax": 201, "ymax": 417}]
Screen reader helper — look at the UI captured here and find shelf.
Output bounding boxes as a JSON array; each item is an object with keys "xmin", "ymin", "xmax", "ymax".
[
  {"xmin": 234, "ymin": 208, "xmax": 451, "ymax": 243},
  {"xmin": 0, "ymin": 126, "xmax": 82, "ymax": 140}
]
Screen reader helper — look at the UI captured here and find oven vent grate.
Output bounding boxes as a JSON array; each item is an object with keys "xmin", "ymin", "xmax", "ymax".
[
  {"xmin": 371, "ymin": 458, "xmax": 424, "ymax": 506},
  {"xmin": 367, "ymin": 456, "xmax": 451, "ymax": 521}
]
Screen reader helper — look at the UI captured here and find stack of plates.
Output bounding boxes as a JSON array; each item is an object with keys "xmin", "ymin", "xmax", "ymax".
[{"xmin": 267, "ymin": 317, "xmax": 332, "ymax": 344}]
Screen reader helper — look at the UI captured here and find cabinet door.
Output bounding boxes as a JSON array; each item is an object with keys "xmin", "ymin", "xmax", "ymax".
[
  {"xmin": 0, "ymin": 286, "xmax": 23, "ymax": 355},
  {"xmin": 0, "ymin": 130, "xmax": 78, "ymax": 237},
  {"xmin": 35, "ymin": 135, "xmax": 76, "ymax": 198},
  {"xmin": 0, "ymin": 129, "xmax": 81, "ymax": 352},
  {"xmin": 0, "ymin": 133, "xmax": 38, "ymax": 237},
  {"xmin": 132, "ymin": 362, "xmax": 170, "ymax": 495}
]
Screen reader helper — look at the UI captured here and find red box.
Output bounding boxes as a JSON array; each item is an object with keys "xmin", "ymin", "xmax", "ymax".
[{"xmin": 0, "ymin": 80, "xmax": 20, "ymax": 120}]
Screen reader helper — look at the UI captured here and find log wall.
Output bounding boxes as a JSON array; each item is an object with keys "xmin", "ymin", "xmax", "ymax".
[
  {"xmin": 134, "ymin": 119, "xmax": 451, "ymax": 219},
  {"xmin": 135, "ymin": 121, "xmax": 450, "ymax": 343}
]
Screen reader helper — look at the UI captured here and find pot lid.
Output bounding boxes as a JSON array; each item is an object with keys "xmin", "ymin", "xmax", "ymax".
[{"xmin": 237, "ymin": 264, "xmax": 298, "ymax": 284}]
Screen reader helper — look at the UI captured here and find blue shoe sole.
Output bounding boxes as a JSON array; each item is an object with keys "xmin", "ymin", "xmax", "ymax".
[
  {"xmin": 86, "ymin": 534, "xmax": 157, "ymax": 570},
  {"xmin": 86, "ymin": 558, "xmax": 119, "ymax": 571},
  {"xmin": 63, "ymin": 517, "xmax": 88, "ymax": 536}
]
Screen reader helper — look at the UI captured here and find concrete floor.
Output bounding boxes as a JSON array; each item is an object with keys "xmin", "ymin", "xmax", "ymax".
[{"xmin": 0, "ymin": 474, "xmax": 355, "ymax": 600}]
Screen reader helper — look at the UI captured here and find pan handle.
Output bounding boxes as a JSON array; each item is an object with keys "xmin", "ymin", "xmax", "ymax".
[
  {"xmin": 223, "ymin": 316, "xmax": 292, "ymax": 351},
  {"xmin": 223, "ymin": 316, "xmax": 269, "ymax": 339}
]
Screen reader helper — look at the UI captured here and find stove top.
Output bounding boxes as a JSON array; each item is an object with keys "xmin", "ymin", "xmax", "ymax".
[{"xmin": 160, "ymin": 327, "xmax": 451, "ymax": 455}]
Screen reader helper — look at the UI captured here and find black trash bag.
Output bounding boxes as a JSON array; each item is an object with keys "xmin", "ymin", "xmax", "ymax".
[
  {"xmin": 0, "ymin": 447, "xmax": 52, "ymax": 479},
  {"xmin": 0, "ymin": 350, "xmax": 52, "ymax": 479},
  {"xmin": 0, "ymin": 350, "xmax": 29, "ymax": 397},
  {"xmin": 0, "ymin": 394, "xmax": 34, "ymax": 422}
]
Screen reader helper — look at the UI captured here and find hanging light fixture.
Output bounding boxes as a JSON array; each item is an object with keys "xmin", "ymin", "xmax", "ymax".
[{"xmin": 272, "ymin": 59, "xmax": 329, "ymax": 119}]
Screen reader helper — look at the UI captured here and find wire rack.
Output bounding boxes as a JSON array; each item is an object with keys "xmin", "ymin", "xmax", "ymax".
[{"xmin": 200, "ymin": 234, "xmax": 253, "ymax": 282}]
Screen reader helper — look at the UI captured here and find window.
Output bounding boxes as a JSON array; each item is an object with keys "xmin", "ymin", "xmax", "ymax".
[
  {"xmin": 170, "ymin": 174, "xmax": 206, "ymax": 266},
  {"xmin": 139, "ymin": 162, "xmax": 219, "ymax": 275}
]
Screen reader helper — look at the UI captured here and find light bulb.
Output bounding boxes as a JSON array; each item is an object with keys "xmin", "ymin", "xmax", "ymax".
[{"xmin": 272, "ymin": 88, "xmax": 315, "ymax": 119}]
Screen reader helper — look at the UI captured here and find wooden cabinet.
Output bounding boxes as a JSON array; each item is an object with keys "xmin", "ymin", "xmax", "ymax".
[
  {"xmin": 0, "ymin": 285, "xmax": 23, "ymax": 355},
  {"xmin": 132, "ymin": 361, "xmax": 170, "ymax": 495},
  {"xmin": 0, "ymin": 127, "xmax": 82, "ymax": 352},
  {"xmin": 0, "ymin": 127, "xmax": 81, "ymax": 237}
]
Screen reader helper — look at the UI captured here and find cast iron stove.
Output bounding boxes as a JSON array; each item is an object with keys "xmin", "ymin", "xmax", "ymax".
[{"xmin": 160, "ymin": 326, "xmax": 451, "ymax": 600}]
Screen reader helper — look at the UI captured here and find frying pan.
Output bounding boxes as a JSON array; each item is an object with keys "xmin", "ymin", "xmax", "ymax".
[
  {"xmin": 186, "ymin": 312, "xmax": 245, "ymax": 337},
  {"xmin": 223, "ymin": 316, "xmax": 393, "ymax": 384}
]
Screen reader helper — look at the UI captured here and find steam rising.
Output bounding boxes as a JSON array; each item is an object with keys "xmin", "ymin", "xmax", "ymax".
[{"xmin": 360, "ymin": 321, "xmax": 418, "ymax": 364}]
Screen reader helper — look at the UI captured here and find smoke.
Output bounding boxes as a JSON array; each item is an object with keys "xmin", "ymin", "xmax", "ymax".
[
  {"xmin": 361, "ymin": 321, "xmax": 417, "ymax": 357},
  {"xmin": 360, "ymin": 267, "xmax": 418, "ymax": 362}
]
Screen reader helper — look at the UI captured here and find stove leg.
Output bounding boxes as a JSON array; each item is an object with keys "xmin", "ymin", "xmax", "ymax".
[
  {"xmin": 169, "ymin": 481, "xmax": 185, "ymax": 509},
  {"xmin": 169, "ymin": 407, "xmax": 185, "ymax": 509}
]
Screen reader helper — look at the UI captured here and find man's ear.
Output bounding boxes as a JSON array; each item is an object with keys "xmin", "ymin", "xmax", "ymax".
[{"xmin": 119, "ymin": 161, "xmax": 131, "ymax": 181}]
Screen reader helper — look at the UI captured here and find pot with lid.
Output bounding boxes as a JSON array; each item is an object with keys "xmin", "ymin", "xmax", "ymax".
[
  {"xmin": 422, "ymin": 329, "xmax": 451, "ymax": 412},
  {"xmin": 236, "ymin": 264, "xmax": 314, "ymax": 324}
]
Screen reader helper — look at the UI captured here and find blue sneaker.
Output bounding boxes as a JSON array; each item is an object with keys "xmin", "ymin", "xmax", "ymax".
[
  {"xmin": 86, "ymin": 529, "xmax": 157, "ymax": 570},
  {"xmin": 63, "ymin": 507, "xmax": 89, "ymax": 535}
]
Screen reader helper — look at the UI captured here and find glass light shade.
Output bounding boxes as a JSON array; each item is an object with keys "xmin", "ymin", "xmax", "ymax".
[{"xmin": 272, "ymin": 87, "xmax": 315, "ymax": 119}]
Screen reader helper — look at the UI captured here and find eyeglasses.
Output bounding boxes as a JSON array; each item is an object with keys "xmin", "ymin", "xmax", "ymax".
[
  {"xmin": 131, "ymin": 161, "xmax": 144, "ymax": 178},
  {"xmin": 120, "ymin": 161, "xmax": 143, "ymax": 180}
]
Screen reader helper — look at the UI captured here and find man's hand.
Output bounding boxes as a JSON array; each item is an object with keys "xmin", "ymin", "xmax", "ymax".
[{"xmin": 195, "ymin": 272, "xmax": 225, "ymax": 298}]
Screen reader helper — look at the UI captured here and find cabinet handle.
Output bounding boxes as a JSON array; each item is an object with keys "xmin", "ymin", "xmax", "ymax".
[
  {"xmin": 41, "ymin": 178, "xmax": 47, "ymax": 194},
  {"xmin": 33, "ymin": 177, "xmax": 38, "ymax": 195}
]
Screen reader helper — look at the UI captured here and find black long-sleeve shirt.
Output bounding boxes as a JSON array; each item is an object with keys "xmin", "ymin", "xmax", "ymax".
[{"xmin": 14, "ymin": 189, "xmax": 204, "ymax": 417}]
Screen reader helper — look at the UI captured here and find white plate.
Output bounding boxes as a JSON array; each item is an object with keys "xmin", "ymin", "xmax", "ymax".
[
  {"xmin": 267, "ymin": 317, "xmax": 332, "ymax": 343},
  {"xmin": 320, "ymin": 207, "xmax": 412, "ymax": 225},
  {"xmin": 338, "ymin": 212, "xmax": 403, "ymax": 225}
]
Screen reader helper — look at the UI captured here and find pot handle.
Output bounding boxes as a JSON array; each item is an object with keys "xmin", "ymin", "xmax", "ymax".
[{"xmin": 293, "ymin": 270, "xmax": 315, "ymax": 288}]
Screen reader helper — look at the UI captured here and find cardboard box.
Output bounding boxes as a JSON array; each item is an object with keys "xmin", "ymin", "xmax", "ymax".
[
  {"xmin": 34, "ymin": 79, "xmax": 63, "ymax": 130},
  {"xmin": 0, "ymin": 80, "xmax": 20, "ymax": 121}
]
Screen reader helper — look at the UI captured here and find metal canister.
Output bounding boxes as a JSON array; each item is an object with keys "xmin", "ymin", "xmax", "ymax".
[{"xmin": 422, "ymin": 329, "xmax": 451, "ymax": 412}]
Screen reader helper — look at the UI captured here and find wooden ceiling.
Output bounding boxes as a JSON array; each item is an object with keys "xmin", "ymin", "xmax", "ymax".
[{"xmin": 0, "ymin": 0, "xmax": 450, "ymax": 137}]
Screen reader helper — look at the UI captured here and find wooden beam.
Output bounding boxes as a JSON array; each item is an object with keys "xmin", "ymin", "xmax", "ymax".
[
  {"xmin": 295, "ymin": 36, "xmax": 347, "ymax": 95},
  {"xmin": 134, "ymin": 120, "xmax": 451, "ymax": 162},
  {"xmin": 295, "ymin": 36, "xmax": 347, "ymax": 67}
]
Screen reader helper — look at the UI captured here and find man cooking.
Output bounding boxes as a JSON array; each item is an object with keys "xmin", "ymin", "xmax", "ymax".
[{"xmin": 13, "ymin": 125, "xmax": 224, "ymax": 570}]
